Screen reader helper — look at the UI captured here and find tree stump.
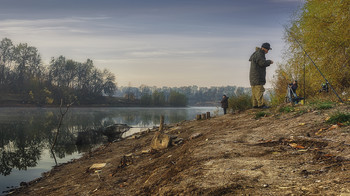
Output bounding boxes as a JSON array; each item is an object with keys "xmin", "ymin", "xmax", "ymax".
[
  {"xmin": 201, "ymin": 113, "xmax": 207, "ymax": 120},
  {"xmin": 150, "ymin": 131, "xmax": 171, "ymax": 150},
  {"xmin": 196, "ymin": 114, "xmax": 201, "ymax": 120}
]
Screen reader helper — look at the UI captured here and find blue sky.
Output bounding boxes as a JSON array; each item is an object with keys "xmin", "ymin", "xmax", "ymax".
[{"xmin": 0, "ymin": 0, "xmax": 303, "ymax": 87}]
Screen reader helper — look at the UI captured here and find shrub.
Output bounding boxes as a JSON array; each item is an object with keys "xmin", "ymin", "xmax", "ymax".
[{"xmin": 228, "ymin": 93, "xmax": 252, "ymax": 112}]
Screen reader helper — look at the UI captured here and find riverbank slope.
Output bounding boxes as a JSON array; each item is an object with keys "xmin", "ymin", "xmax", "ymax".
[{"xmin": 10, "ymin": 104, "xmax": 350, "ymax": 195}]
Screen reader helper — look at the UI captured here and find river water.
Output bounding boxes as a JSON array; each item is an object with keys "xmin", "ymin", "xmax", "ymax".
[{"xmin": 0, "ymin": 107, "xmax": 220, "ymax": 194}]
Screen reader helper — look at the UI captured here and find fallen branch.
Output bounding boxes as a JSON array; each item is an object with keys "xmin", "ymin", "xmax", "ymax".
[
  {"xmin": 295, "ymin": 135, "xmax": 350, "ymax": 147},
  {"xmin": 50, "ymin": 99, "xmax": 74, "ymax": 151}
]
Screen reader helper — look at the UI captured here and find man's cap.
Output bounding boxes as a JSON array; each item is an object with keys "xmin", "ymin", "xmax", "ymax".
[{"xmin": 261, "ymin": 43, "xmax": 272, "ymax": 50}]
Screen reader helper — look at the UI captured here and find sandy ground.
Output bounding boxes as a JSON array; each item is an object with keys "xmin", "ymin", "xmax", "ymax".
[{"xmin": 9, "ymin": 104, "xmax": 350, "ymax": 195}]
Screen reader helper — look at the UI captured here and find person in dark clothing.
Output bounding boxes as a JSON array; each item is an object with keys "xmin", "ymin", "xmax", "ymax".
[
  {"xmin": 287, "ymin": 80, "xmax": 301, "ymax": 104},
  {"xmin": 221, "ymin": 95, "xmax": 229, "ymax": 114},
  {"xmin": 320, "ymin": 83, "xmax": 329, "ymax": 93},
  {"xmin": 289, "ymin": 80, "xmax": 298, "ymax": 94},
  {"xmin": 249, "ymin": 43, "xmax": 274, "ymax": 108}
]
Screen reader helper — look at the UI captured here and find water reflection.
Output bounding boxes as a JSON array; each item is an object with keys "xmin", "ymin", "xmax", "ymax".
[{"xmin": 0, "ymin": 107, "xmax": 219, "ymax": 193}]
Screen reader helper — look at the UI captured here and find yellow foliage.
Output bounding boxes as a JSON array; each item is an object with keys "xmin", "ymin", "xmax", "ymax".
[
  {"xmin": 29, "ymin": 91, "xmax": 34, "ymax": 100},
  {"xmin": 43, "ymin": 87, "xmax": 51, "ymax": 95},
  {"xmin": 273, "ymin": 0, "xmax": 350, "ymax": 104},
  {"xmin": 45, "ymin": 97, "xmax": 54, "ymax": 104}
]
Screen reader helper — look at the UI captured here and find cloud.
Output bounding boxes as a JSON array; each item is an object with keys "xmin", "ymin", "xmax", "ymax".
[
  {"xmin": 0, "ymin": 0, "xmax": 302, "ymax": 87},
  {"xmin": 0, "ymin": 17, "xmax": 111, "ymax": 35}
]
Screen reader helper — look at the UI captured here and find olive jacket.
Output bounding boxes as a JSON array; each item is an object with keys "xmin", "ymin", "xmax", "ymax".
[{"xmin": 249, "ymin": 48, "xmax": 272, "ymax": 86}]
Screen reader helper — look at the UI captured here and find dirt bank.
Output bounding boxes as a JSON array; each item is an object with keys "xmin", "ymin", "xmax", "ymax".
[{"xmin": 9, "ymin": 104, "xmax": 350, "ymax": 195}]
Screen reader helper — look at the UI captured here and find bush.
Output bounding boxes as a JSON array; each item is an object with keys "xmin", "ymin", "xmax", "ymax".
[{"xmin": 228, "ymin": 93, "xmax": 252, "ymax": 112}]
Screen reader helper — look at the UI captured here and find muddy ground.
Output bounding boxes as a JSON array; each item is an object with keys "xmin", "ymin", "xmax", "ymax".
[{"xmin": 9, "ymin": 104, "xmax": 350, "ymax": 195}]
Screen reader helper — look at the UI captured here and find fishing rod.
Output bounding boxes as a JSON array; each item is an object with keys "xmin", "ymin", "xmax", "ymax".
[{"xmin": 284, "ymin": 27, "xmax": 344, "ymax": 103}]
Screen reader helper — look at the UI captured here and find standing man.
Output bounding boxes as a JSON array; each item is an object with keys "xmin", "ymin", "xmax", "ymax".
[
  {"xmin": 221, "ymin": 95, "xmax": 229, "ymax": 114},
  {"xmin": 249, "ymin": 43, "xmax": 273, "ymax": 108}
]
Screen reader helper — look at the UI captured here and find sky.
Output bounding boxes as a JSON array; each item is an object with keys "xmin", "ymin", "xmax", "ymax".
[{"xmin": 0, "ymin": 0, "xmax": 304, "ymax": 88}]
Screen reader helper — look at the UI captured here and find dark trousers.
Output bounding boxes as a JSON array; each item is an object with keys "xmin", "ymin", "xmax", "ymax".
[{"xmin": 223, "ymin": 108, "xmax": 227, "ymax": 114}]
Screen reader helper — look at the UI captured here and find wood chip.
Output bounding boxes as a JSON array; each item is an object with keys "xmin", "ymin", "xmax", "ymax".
[{"xmin": 89, "ymin": 163, "xmax": 106, "ymax": 170}]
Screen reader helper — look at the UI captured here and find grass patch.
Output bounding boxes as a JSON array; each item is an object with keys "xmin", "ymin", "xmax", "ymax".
[
  {"xmin": 279, "ymin": 106, "xmax": 295, "ymax": 113},
  {"xmin": 296, "ymin": 109, "xmax": 307, "ymax": 115},
  {"xmin": 310, "ymin": 100, "xmax": 335, "ymax": 110},
  {"xmin": 326, "ymin": 112, "xmax": 350, "ymax": 125},
  {"xmin": 255, "ymin": 111, "xmax": 269, "ymax": 119}
]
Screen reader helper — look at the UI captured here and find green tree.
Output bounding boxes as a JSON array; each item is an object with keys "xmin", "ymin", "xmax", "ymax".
[
  {"xmin": 140, "ymin": 94, "xmax": 152, "ymax": 105},
  {"xmin": 273, "ymin": 0, "xmax": 350, "ymax": 103},
  {"xmin": 0, "ymin": 38, "xmax": 14, "ymax": 89},
  {"xmin": 168, "ymin": 91, "xmax": 187, "ymax": 107},
  {"xmin": 102, "ymin": 69, "xmax": 117, "ymax": 97},
  {"xmin": 152, "ymin": 90, "xmax": 165, "ymax": 106},
  {"xmin": 13, "ymin": 43, "xmax": 41, "ymax": 92}
]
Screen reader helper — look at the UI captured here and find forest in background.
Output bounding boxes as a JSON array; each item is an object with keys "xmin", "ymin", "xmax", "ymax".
[
  {"xmin": 0, "ymin": 38, "xmax": 117, "ymax": 106},
  {"xmin": 0, "ymin": 38, "xmax": 250, "ymax": 107},
  {"xmin": 115, "ymin": 85, "xmax": 250, "ymax": 106}
]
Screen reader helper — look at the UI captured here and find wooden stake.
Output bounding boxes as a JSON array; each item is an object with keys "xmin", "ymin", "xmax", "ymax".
[
  {"xmin": 206, "ymin": 112, "xmax": 211, "ymax": 119},
  {"xmin": 159, "ymin": 115, "xmax": 164, "ymax": 132}
]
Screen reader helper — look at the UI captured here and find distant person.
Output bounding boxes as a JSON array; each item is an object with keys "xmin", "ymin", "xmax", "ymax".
[
  {"xmin": 249, "ymin": 42, "xmax": 273, "ymax": 109},
  {"xmin": 221, "ymin": 95, "xmax": 229, "ymax": 114},
  {"xmin": 287, "ymin": 80, "xmax": 299, "ymax": 103},
  {"xmin": 320, "ymin": 83, "xmax": 329, "ymax": 93},
  {"xmin": 289, "ymin": 80, "xmax": 298, "ymax": 95}
]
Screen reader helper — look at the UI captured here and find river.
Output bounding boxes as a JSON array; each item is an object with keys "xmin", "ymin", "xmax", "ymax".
[{"xmin": 0, "ymin": 106, "xmax": 220, "ymax": 194}]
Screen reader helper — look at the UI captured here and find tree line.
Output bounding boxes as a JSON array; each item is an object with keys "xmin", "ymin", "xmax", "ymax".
[
  {"xmin": 0, "ymin": 38, "xmax": 117, "ymax": 105},
  {"xmin": 0, "ymin": 37, "xmax": 251, "ymax": 107},
  {"xmin": 116, "ymin": 85, "xmax": 250, "ymax": 106}
]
